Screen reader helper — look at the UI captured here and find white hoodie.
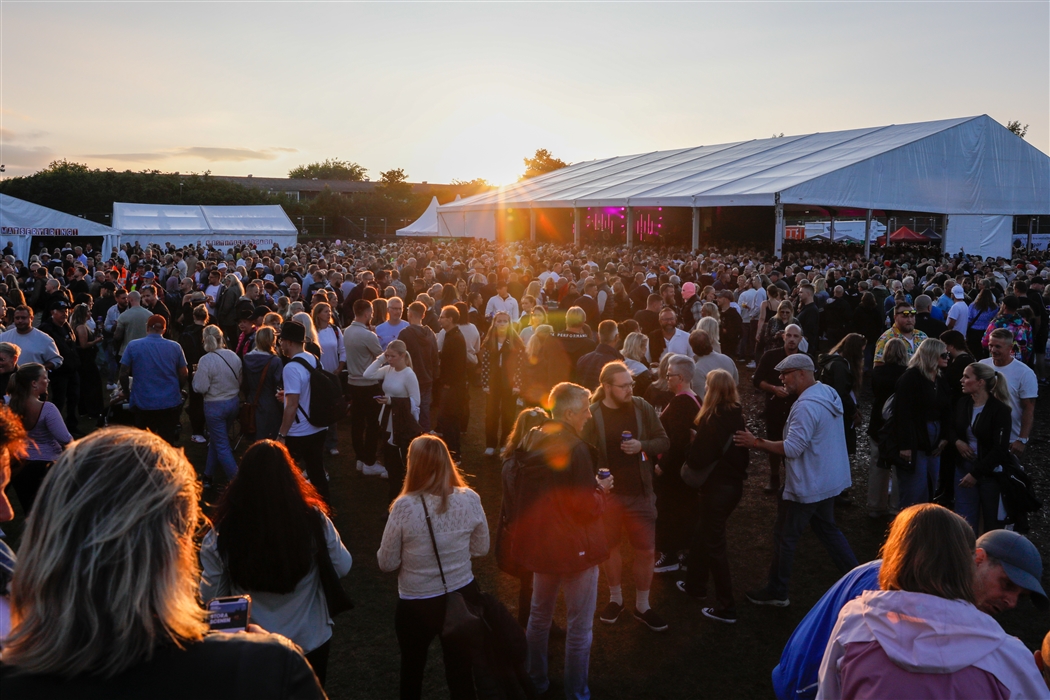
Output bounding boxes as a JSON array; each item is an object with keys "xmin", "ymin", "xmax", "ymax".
[
  {"xmin": 817, "ymin": 590, "xmax": 1049, "ymax": 700},
  {"xmin": 782, "ymin": 381, "xmax": 852, "ymax": 504}
]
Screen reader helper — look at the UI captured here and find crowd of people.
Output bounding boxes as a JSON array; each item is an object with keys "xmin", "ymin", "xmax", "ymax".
[{"xmin": 0, "ymin": 234, "xmax": 1047, "ymax": 699}]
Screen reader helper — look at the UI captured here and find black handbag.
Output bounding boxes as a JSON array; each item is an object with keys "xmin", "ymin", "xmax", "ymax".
[
  {"xmin": 420, "ymin": 495, "xmax": 486, "ymax": 643},
  {"xmin": 681, "ymin": 432, "xmax": 733, "ymax": 489},
  {"xmin": 310, "ymin": 513, "xmax": 354, "ymax": 617}
]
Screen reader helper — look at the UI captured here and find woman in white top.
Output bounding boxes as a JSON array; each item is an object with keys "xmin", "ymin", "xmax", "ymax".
[
  {"xmin": 311, "ymin": 302, "xmax": 347, "ymax": 456},
  {"xmin": 192, "ymin": 325, "xmax": 242, "ymax": 482},
  {"xmin": 200, "ymin": 439, "xmax": 352, "ymax": 689},
  {"xmin": 364, "ymin": 340, "xmax": 420, "ymax": 497},
  {"xmin": 292, "ymin": 311, "xmax": 322, "ymax": 359},
  {"xmin": 377, "ymin": 435, "xmax": 489, "ymax": 700}
]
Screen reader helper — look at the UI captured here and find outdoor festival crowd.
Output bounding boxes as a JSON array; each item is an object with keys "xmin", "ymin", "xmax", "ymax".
[{"xmin": 0, "ymin": 233, "xmax": 1048, "ymax": 699}]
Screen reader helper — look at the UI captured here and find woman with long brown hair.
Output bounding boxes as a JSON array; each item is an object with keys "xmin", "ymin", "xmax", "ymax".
[
  {"xmin": 6, "ymin": 363, "xmax": 72, "ymax": 514},
  {"xmin": 377, "ymin": 435, "xmax": 489, "ymax": 700},
  {"xmin": 678, "ymin": 369, "xmax": 748, "ymax": 623},
  {"xmin": 200, "ymin": 439, "xmax": 351, "ymax": 688}
]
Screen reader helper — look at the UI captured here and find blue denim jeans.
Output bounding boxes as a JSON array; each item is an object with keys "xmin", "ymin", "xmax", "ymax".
[
  {"xmin": 527, "ymin": 565, "xmax": 599, "ymax": 700},
  {"xmin": 767, "ymin": 496, "xmax": 858, "ymax": 599},
  {"xmin": 203, "ymin": 397, "xmax": 240, "ymax": 479},
  {"xmin": 898, "ymin": 422, "xmax": 940, "ymax": 510},
  {"xmin": 954, "ymin": 464, "xmax": 1002, "ymax": 534}
]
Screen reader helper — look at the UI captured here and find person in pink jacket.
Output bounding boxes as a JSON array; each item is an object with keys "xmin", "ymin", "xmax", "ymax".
[{"xmin": 817, "ymin": 504, "xmax": 1048, "ymax": 700}]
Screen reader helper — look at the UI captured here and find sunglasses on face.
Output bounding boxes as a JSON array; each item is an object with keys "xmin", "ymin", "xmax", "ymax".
[
  {"xmin": 940, "ymin": 352, "xmax": 951, "ymax": 359},
  {"xmin": 897, "ymin": 310, "xmax": 917, "ymax": 317}
]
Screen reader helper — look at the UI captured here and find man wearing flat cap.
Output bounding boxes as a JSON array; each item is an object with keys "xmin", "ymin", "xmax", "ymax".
[{"xmin": 734, "ymin": 352, "xmax": 857, "ymax": 607}]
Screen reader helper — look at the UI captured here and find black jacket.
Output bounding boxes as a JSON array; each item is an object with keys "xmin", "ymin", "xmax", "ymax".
[
  {"xmin": 894, "ymin": 366, "xmax": 952, "ymax": 451},
  {"xmin": 685, "ymin": 405, "xmax": 748, "ymax": 483},
  {"xmin": 39, "ymin": 319, "xmax": 80, "ymax": 375},
  {"xmin": 398, "ymin": 323, "xmax": 439, "ymax": 386},
  {"xmin": 719, "ymin": 307, "xmax": 743, "ymax": 356},
  {"xmin": 796, "ymin": 303, "xmax": 820, "ymax": 357},
  {"xmin": 438, "ymin": 325, "xmax": 467, "ymax": 388},
  {"xmin": 867, "ymin": 362, "xmax": 907, "ymax": 439},
  {"xmin": 576, "ymin": 343, "xmax": 622, "ymax": 391},
  {"xmin": 0, "ymin": 633, "xmax": 325, "ymax": 700},
  {"xmin": 948, "ymin": 394, "xmax": 1012, "ymax": 479}
]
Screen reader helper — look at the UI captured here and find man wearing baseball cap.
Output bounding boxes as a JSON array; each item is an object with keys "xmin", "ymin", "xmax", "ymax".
[
  {"xmin": 734, "ymin": 352, "xmax": 858, "ymax": 607},
  {"xmin": 774, "ymin": 525, "xmax": 1047, "ymax": 700}
]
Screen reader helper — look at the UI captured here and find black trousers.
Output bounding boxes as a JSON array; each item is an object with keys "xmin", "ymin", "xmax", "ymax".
[
  {"xmin": 50, "ymin": 372, "xmax": 81, "ymax": 431},
  {"xmin": 285, "ymin": 430, "xmax": 330, "ymax": 503},
  {"xmin": 683, "ymin": 478, "xmax": 743, "ymax": 610},
  {"xmin": 8, "ymin": 460, "xmax": 51, "ymax": 516},
  {"xmin": 384, "ymin": 442, "xmax": 407, "ymax": 505},
  {"xmin": 134, "ymin": 405, "xmax": 183, "ymax": 445},
  {"xmin": 348, "ymin": 383, "xmax": 381, "ymax": 466},
  {"xmin": 304, "ymin": 640, "xmax": 331, "ymax": 688},
  {"xmin": 395, "ymin": 581, "xmax": 481, "ymax": 700},
  {"xmin": 654, "ymin": 464, "xmax": 699, "ymax": 556},
  {"xmin": 436, "ymin": 382, "xmax": 466, "ymax": 457},
  {"xmin": 484, "ymin": 379, "xmax": 517, "ymax": 449}
]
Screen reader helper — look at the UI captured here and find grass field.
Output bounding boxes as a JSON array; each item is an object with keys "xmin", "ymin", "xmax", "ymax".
[{"xmin": 4, "ymin": 369, "xmax": 1048, "ymax": 699}]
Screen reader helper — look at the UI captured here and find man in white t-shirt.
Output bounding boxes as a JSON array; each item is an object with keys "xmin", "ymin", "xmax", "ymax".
[
  {"xmin": 981, "ymin": 328, "xmax": 1037, "ymax": 454},
  {"xmin": 946, "ymin": 286, "xmax": 970, "ymax": 337},
  {"xmin": 277, "ymin": 320, "xmax": 330, "ymax": 502}
]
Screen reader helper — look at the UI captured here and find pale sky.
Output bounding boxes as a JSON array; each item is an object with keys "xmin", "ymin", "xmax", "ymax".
[{"xmin": 2, "ymin": 2, "xmax": 1047, "ymax": 185}]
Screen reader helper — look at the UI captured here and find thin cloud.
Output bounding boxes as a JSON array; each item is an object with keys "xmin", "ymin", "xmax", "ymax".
[
  {"xmin": 1, "ymin": 144, "xmax": 55, "ymax": 169},
  {"xmin": 82, "ymin": 146, "xmax": 297, "ymax": 163},
  {"xmin": 1, "ymin": 127, "xmax": 49, "ymax": 142}
]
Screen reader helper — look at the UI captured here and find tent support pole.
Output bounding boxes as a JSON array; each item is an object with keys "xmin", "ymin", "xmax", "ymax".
[
  {"xmin": 774, "ymin": 194, "xmax": 784, "ymax": 258},
  {"xmin": 1027, "ymin": 216, "xmax": 1034, "ymax": 252},
  {"xmin": 864, "ymin": 209, "xmax": 873, "ymax": 258},
  {"xmin": 829, "ymin": 213, "xmax": 836, "ymax": 243},
  {"xmin": 626, "ymin": 207, "xmax": 635, "ymax": 250},
  {"xmin": 691, "ymin": 207, "xmax": 700, "ymax": 251},
  {"xmin": 573, "ymin": 207, "xmax": 581, "ymax": 246},
  {"xmin": 529, "ymin": 209, "xmax": 536, "ymax": 243}
]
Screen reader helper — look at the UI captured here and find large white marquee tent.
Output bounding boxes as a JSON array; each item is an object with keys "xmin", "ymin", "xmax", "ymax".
[
  {"xmin": 0, "ymin": 194, "xmax": 122, "ymax": 262},
  {"xmin": 113, "ymin": 203, "xmax": 298, "ymax": 250},
  {"xmin": 437, "ymin": 115, "xmax": 1050, "ymax": 258}
]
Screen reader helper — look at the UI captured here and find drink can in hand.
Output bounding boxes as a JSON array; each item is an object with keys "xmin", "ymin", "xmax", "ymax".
[
  {"xmin": 597, "ymin": 468, "xmax": 611, "ymax": 480},
  {"xmin": 621, "ymin": 431, "xmax": 632, "ymax": 443}
]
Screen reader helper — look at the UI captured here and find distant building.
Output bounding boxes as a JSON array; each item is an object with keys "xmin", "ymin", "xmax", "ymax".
[{"xmin": 214, "ymin": 175, "xmax": 479, "ymax": 203}]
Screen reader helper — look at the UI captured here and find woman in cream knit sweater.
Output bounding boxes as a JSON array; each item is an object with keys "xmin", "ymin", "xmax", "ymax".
[
  {"xmin": 377, "ymin": 434, "xmax": 489, "ymax": 700},
  {"xmin": 192, "ymin": 325, "xmax": 242, "ymax": 482}
]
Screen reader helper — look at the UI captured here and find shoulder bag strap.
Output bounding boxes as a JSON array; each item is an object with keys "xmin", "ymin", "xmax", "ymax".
[
  {"xmin": 250, "ymin": 359, "xmax": 271, "ymax": 407},
  {"xmin": 215, "ymin": 352, "xmax": 240, "ymax": 384},
  {"xmin": 419, "ymin": 495, "xmax": 448, "ymax": 593}
]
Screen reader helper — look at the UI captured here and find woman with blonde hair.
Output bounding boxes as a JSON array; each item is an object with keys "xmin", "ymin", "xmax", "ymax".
[
  {"xmin": 364, "ymin": 339, "xmax": 421, "ymax": 495},
  {"xmin": 697, "ymin": 315, "xmax": 722, "ymax": 354},
  {"xmin": 241, "ymin": 325, "xmax": 284, "ymax": 441},
  {"xmin": 950, "ymin": 362, "xmax": 1013, "ymax": 534},
  {"xmin": 519, "ymin": 304, "xmax": 547, "ymax": 346},
  {"xmin": 377, "ymin": 434, "xmax": 489, "ymax": 700},
  {"xmin": 2, "ymin": 428, "xmax": 324, "ymax": 696},
  {"xmin": 754, "ymin": 285, "xmax": 784, "ymax": 354},
  {"xmin": 520, "ymin": 324, "xmax": 557, "ymax": 409},
  {"xmin": 644, "ymin": 351, "xmax": 676, "ymax": 411},
  {"xmin": 292, "ymin": 311, "xmax": 321, "ymax": 358},
  {"xmin": 496, "ymin": 406, "xmax": 555, "ymax": 627},
  {"xmin": 621, "ymin": 331, "xmax": 654, "ymax": 397},
  {"xmin": 311, "ymin": 301, "xmax": 346, "ymax": 455},
  {"xmin": 193, "ymin": 324, "xmax": 242, "ymax": 483},
  {"xmin": 893, "ymin": 338, "xmax": 951, "ymax": 509},
  {"xmin": 276, "ymin": 295, "xmax": 292, "ymax": 321},
  {"xmin": 678, "ymin": 369, "xmax": 748, "ymax": 623},
  {"xmin": 818, "ymin": 504, "xmax": 1046, "ymax": 699}
]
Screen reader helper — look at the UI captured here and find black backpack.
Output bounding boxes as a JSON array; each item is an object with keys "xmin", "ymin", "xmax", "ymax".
[
  {"xmin": 875, "ymin": 394, "xmax": 913, "ymax": 473},
  {"xmin": 289, "ymin": 357, "xmax": 348, "ymax": 428}
]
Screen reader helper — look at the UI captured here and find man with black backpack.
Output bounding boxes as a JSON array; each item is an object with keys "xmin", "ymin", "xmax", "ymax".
[{"xmin": 277, "ymin": 320, "xmax": 332, "ymax": 502}]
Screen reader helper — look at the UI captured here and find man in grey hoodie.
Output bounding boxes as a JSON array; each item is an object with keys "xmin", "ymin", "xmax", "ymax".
[{"xmin": 734, "ymin": 352, "xmax": 857, "ymax": 607}]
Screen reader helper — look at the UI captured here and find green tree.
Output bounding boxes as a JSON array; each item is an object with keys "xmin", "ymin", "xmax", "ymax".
[
  {"xmin": 288, "ymin": 158, "xmax": 367, "ymax": 181},
  {"xmin": 1006, "ymin": 121, "xmax": 1029, "ymax": 139},
  {"xmin": 521, "ymin": 149, "xmax": 568, "ymax": 180}
]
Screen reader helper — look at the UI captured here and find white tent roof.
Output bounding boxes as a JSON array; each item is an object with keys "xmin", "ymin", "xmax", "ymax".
[
  {"xmin": 438, "ymin": 116, "xmax": 1050, "ymax": 215},
  {"xmin": 397, "ymin": 196, "xmax": 440, "ymax": 236},
  {"xmin": 113, "ymin": 202, "xmax": 297, "ymax": 248},
  {"xmin": 0, "ymin": 194, "xmax": 122, "ymax": 261}
]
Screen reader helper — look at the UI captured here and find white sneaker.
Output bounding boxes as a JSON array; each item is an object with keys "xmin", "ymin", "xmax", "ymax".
[
  {"xmin": 378, "ymin": 467, "xmax": 389, "ymax": 479},
  {"xmin": 746, "ymin": 361, "xmax": 756, "ymax": 369},
  {"xmin": 329, "ymin": 448, "xmax": 340, "ymax": 455},
  {"xmin": 362, "ymin": 463, "xmax": 386, "ymax": 477},
  {"xmin": 191, "ymin": 434, "xmax": 207, "ymax": 444},
  {"xmin": 356, "ymin": 460, "xmax": 365, "ymax": 472},
  {"xmin": 106, "ymin": 383, "xmax": 118, "ymax": 391},
  {"xmin": 484, "ymin": 447, "xmax": 495, "ymax": 457}
]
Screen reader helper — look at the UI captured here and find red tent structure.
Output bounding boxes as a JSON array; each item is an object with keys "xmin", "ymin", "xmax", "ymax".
[{"xmin": 876, "ymin": 226, "xmax": 930, "ymax": 245}]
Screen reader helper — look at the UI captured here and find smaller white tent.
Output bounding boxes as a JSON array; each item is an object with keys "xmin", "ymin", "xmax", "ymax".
[
  {"xmin": 397, "ymin": 196, "xmax": 440, "ymax": 236},
  {"xmin": 0, "ymin": 194, "xmax": 122, "ymax": 262},
  {"xmin": 113, "ymin": 202, "xmax": 297, "ymax": 250}
]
